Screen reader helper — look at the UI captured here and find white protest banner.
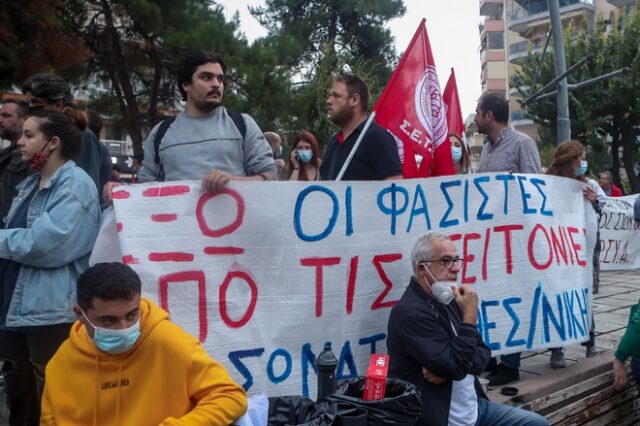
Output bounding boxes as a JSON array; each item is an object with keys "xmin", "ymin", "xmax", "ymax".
[
  {"xmin": 599, "ymin": 195, "xmax": 640, "ymax": 270},
  {"xmin": 106, "ymin": 173, "xmax": 596, "ymax": 397}
]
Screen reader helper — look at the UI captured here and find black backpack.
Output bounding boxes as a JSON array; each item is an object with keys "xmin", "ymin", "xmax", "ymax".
[{"xmin": 152, "ymin": 109, "xmax": 246, "ymax": 180}]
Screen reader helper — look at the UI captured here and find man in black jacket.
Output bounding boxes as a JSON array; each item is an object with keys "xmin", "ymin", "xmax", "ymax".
[
  {"xmin": 0, "ymin": 99, "xmax": 29, "ymax": 220},
  {"xmin": 387, "ymin": 232, "xmax": 548, "ymax": 426}
]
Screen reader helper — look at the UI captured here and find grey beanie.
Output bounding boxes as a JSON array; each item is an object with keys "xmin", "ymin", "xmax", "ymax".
[{"xmin": 22, "ymin": 74, "xmax": 73, "ymax": 106}]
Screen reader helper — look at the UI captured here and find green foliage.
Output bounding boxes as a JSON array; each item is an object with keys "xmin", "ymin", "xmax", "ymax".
[
  {"xmin": 514, "ymin": 8, "xmax": 640, "ymax": 192},
  {"xmin": 249, "ymin": 0, "xmax": 405, "ymax": 150}
]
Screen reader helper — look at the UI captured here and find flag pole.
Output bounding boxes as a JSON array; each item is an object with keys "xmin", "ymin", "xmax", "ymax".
[{"xmin": 335, "ymin": 111, "xmax": 377, "ymax": 181}]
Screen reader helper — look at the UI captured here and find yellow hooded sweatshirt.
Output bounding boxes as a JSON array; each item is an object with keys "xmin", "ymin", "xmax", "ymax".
[{"xmin": 41, "ymin": 298, "xmax": 247, "ymax": 426}]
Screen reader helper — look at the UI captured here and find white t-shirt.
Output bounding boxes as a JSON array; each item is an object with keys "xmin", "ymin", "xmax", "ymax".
[{"xmin": 448, "ymin": 374, "xmax": 478, "ymax": 426}]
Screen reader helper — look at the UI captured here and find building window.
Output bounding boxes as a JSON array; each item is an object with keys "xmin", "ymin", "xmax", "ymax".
[{"xmin": 487, "ymin": 31, "xmax": 504, "ymax": 50}]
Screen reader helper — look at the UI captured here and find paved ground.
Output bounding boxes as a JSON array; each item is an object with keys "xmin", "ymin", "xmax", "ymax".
[{"xmin": 486, "ymin": 269, "xmax": 640, "ymax": 402}]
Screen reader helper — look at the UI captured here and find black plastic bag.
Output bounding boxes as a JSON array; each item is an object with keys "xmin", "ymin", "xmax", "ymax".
[
  {"xmin": 326, "ymin": 377, "xmax": 422, "ymax": 425},
  {"xmin": 268, "ymin": 396, "xmax": 336, "ymax": 426}
]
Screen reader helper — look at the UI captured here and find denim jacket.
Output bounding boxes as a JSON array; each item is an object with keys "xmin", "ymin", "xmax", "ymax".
[{"xmin": 1, "ymin": 161, "xmax": 101, "ymax": 327}]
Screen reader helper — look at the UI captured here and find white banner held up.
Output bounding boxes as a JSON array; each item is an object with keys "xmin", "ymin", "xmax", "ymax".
[
  {"xmin": 104, "ymin": 173, "xmax": 597, "ymax": 397},
  {"xmin": 598, "ymin": 195, "xmax": 640, "ymax": 270}
]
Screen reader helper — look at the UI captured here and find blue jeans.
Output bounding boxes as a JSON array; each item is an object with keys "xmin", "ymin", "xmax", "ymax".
[
  {"xmin": 501, "ymin": 352, "xmax": 522, "ymax": 369},
  {"xmin": 476, "ymin": 398, "xmax": 549, "ymax": 426}
]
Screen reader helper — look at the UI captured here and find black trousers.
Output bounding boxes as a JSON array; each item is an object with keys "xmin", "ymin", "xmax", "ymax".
[{"xmin": 0, "ymin": 323, "xmax": 72, "ymax": 426}]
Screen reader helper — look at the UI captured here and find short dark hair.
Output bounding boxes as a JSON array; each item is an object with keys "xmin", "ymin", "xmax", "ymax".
[
  {"xmin": 22, "ymin": 73, "xmax": 73, "ymax": 107},
  {"xmin": 477, "ymin": 92, "xmax": 509, "ymax": 124},
  {"xmin": 77, "ymin": 263, "xmax": 142, "ymax": 311},
  {"xmin": 177, "ymin": 51, "xmax": 227, "ymax": 101},
  {"xmin": 3, "ymin": 99, "xmax": 28, "ymax": 118},
  {"xmin": 28, "ymin": 108, "xmax": 87, "ymax": 160},
  {"xmin": 333, "ymin": 74, "xmax": 370, "ymax": 112}
]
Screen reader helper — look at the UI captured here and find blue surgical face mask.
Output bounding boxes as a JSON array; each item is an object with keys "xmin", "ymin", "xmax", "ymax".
[
  {"xmin": 576, "ymin": 160, "xmax": 588, "ymax": 177},
  {"xmin": 275, "ymin": 146, "xmax": 283, "ymax": 158},
  {"xmin": 82, "ymin": 311, "xmax": 141, "ymax": 355},
  {"xmin": 297, "ymin": 149, "xmax": 313, "ymax": 163},
  {"xmin": 451, "ymin": 146, "xmax": 462, "ymax": 163}
]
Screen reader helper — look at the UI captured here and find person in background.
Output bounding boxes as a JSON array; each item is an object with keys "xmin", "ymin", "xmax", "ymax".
[
  {"xmin": 21, "ymin": 75, "xmax": 112, "ymax": 204},
  {"xmin": 598, "ymin": 170, "xmax": 623, "ymax": 197},
  {"xmin": 476, "ymin": 92, "xmax": 542, "ymax": 386},
  {"xmin": 0, "ymin": 108, "xmax": 100, "ymax": 425},
  {"xmin": 264, "ymin": 131, "xmax": 287, "ymax": 180},
  {"xmin": 0, "ymin": 99, "xmax": 30, "ymax": 220},
  {"xmin": 546, "ymin": 140, "xmax": 606, "ymax": 362},
  {"xmin": 321, "ymin": 71, "xmax": 402, "ymax": 180},
  {"xmin": 41, "ymin": 262, "xmax": 247, "ymax": 426},
  {"xmin": 288, "ymin": 130, "xmax": 321, "ymax": 181},
  {"xmin": 613, "ymin": 298, "xmax": 640, "ymax": 393},
  {"xmin": 450, "ymin": 133, "xmax": 470, "ymax": 174}
]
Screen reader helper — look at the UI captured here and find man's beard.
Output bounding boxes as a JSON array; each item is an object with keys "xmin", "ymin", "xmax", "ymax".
[
  {"xmin": 329, "ymin": 107, "xmax": 353, "ymax": 127},
  {"xmin": 194, "ymin": 99, "xmax": 222, "ymax": 112},
  {"xmin": 0, "ymin": 127, "xmax": 19, "ymax": 143}
]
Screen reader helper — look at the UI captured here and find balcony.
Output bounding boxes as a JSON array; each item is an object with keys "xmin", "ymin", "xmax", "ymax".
[
  {"xmin": 607, "ymin": 0, "xmax": 636, "ymax": 7},
  {"xmin": 480, "ymin": 0, "xmax": 504, "ymax": 17},
  {"xmin": 508, "ymin": 37, "xmax": 547, "ymax": 63},
  {"xmin": 507, "ymin": 0, "xmax": 595, "ymax": 36},
  {"xmin": 510, "ymin": 110, "xmax": 535, "ymax": 127}
]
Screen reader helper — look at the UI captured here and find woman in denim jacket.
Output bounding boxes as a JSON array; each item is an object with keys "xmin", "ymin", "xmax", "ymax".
[{"xmin": 0, "ymin": 108, "xmax": 101, "ymax": 425}]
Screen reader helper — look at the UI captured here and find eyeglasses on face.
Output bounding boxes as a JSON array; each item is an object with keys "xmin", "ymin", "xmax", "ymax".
[{"xmin": 421, "ymin": 256, "xmax": 464, "ymax": 270}]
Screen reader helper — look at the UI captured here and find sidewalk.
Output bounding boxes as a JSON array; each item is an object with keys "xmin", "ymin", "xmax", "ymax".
[{"xmin": 486, "ymin": 269, "xmax": 640, "ymax": 402}]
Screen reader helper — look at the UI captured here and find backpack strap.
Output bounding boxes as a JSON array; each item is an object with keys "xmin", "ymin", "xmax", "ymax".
[
  {"xmin": 227, "ymin": 109, "xmax": 246, "ymax": 140},
  {"xmin": 154, "ymin": 116, "xmax": 176, "ymax": 165}
]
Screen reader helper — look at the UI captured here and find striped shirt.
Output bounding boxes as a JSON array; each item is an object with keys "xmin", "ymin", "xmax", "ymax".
[{"xmin": 478, "ymin": 127, "xmax": 542, "ymax": 173}]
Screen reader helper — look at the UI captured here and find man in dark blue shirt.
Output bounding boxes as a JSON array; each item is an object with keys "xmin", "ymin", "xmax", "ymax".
[{"xmin": 320, "ymin": 73, "xmax": 402, "ymax": 181}]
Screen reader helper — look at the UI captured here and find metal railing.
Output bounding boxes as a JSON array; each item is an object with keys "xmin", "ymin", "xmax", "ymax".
[{"xmin": 507, "ymin": 0, "xmax": 594, "ymax": 22}]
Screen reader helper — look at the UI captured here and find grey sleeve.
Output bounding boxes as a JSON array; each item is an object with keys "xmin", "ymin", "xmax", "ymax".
[
  {"xmin": 241, "ymin": 114, "xmax": 277, "ymax": 178},
  {"xmin": 137, "ymin": 124, "xmax": 162, "ymax": 183},
  {"xmin": 518, "ymin": 137, "xmax": 542, "ymax": 174}
]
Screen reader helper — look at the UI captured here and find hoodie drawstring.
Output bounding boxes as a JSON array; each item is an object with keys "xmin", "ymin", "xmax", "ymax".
[
  {"xmin": 93, "ymin": 355, "xmax": 99, "ymax": 426},
  {"xmin": 115, "ymin": 360, "xmax": 123, "ymax": 425}
]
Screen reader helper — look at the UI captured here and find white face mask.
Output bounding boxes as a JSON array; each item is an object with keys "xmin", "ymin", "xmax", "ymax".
[{"xmin": 422, "ymin": 265, "xmax": 457, "ymax": 305}]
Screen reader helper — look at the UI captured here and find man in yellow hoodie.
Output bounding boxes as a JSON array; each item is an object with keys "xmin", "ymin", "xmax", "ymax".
[{"xmin": 40, "ymin": 262, "xmax": 247, "ymax": 426}]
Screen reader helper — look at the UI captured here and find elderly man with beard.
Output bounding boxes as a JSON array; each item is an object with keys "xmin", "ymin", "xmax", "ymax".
[
  {"xmin": 320, "ymin": 72, "xmax": 402, "ymax": 181},
  {"xmin": 104, "ymin": 51, "xmax": 275, "ymax": 201},
  {"xmin": 0, "ymin": 99, "xmax": 30, "ymax": 220}
]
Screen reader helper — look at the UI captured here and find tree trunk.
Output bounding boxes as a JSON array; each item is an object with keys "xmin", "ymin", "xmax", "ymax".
[
  {"xmin": 610, "ymin": 116, "xmax": 622, "ymax": 187},
  {"xmin": 99, "ymin": 0, "xmax": 143, "ymax": 158}
]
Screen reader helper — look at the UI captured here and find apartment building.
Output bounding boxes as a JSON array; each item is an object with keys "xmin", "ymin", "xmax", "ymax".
[{"xmin": 477, "ymin": 0, "xmax": 630, "ymax": 142}]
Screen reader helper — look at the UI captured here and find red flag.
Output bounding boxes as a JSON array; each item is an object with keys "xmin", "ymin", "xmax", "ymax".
[
  {"xmin": 374, "ymin": 19, "xmax": 454, "ymax": 178},
  {"xmin": 443, "ymin": 68, "xmax": 465, "ymax": 141}
]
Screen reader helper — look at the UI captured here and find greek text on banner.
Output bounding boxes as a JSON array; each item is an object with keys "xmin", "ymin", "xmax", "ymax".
[{"xmin": 99, "ymin": 173, "xmax": 598, "ymax": 397}]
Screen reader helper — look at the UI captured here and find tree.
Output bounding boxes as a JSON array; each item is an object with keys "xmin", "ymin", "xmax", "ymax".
[
  {"xmin": 250, "ymin": 0, "xmax": 406, "ymax": 148},
  {"xmin": 0, "ymin": 0, "xmax": 89, "ymax": 87},
  {"xmin": 515, "ymin": 9, "xmax": 640, "ymax": 192}
]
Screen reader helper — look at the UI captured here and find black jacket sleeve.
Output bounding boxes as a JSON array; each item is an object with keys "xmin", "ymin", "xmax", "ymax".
[{"xmin": 397, "ymin": 304, "xmax": 491, "ymax": 381}]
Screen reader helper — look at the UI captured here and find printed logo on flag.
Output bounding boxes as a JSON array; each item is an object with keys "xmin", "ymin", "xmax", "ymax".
[{"xmin": 414, "ymin": 65, "xmax": 447, "ymax": 150}]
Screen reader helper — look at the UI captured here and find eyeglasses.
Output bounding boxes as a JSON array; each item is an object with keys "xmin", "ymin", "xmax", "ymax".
[{"xmin": 421, "ymin": 256, "xmax": 464, "ymax": 270}]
